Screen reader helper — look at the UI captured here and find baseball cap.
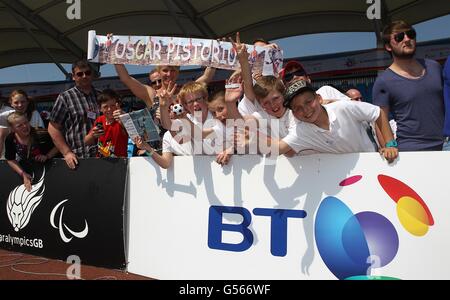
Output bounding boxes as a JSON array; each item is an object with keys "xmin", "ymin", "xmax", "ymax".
[
  {"xmin": 283, "ymin": 80, "xmax": 315, "ymax": 108},
  {"xmin": 279, "ymin": 61, "xmax": 307, "ymax": 81}
]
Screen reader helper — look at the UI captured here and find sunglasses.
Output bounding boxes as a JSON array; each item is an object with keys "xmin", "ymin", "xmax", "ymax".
[
  {"xmin": 150, "ymin": 79, "xmax": 162, "ymax": 85},
  {"xmin": 393, "ymin": 29, "xmax": 416, "ymax": 43},
  {"xmin": 75, "ymin": 70, "xmax": 92, "ymax": 77},
  {"xmin": 284, "ymin": 69, "xmax": 307, "ymax": 82}
]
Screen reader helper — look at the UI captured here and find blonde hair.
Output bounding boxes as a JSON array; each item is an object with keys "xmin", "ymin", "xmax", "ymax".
[
  {"xmin": 253, "ymin": 76, "xmax": 286, "ymax": 101},
  {"xmin": 7, "ymin": 111, "xmax": 28, "ymax": 127},
  {"xmin": 178, "ymin": 81, "xmax": 208, "ymax": 103}
]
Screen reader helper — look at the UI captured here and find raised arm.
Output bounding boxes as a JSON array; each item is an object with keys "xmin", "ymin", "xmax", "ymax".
[
  {"xmin": 114, "ymin": 64, "xmax": 156, "ymax": 108},
  {"xmin": 224, "ymin": 75, "xmax": 244, "ymax": 120},
  {"xmin": 231, "ymin": 33, "xmax": 257, "ymax": 103},
  {"xmin": 158, "ymin": 81, "xmax": 177, "ymax": 131},
  {"xmin": 196, "ymin": 67, "xmax": 216, "ymax": 84}
]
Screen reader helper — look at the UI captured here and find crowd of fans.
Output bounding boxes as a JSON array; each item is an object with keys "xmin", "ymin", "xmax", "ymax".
[{"xmin": 1, "ymin": 20, "xmax": 449, "ymax": 185}]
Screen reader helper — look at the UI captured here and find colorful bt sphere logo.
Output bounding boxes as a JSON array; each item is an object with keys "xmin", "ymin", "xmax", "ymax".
[{"xmin": 314, "ymin": 175, "xmax": 434, "ymax": 280}]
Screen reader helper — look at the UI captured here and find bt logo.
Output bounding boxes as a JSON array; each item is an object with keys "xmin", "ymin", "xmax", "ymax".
[
  {"xmin": 207, "ymin": 174, "xmax": 434, "ymax": 280},
  {"xmin": 315, "ymin": 174, "xmax": 434, "ymax": 280},
  {"xmin": 208, "ymin": 206, "xmax": 306, "ymax": 256}
]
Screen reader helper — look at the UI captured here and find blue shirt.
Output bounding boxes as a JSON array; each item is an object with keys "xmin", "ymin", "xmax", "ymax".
[
  {"xmin": 443, "ymin": 56, "xmax": 450, "ymax": 137},
  {"xmin": 372, "ymin": 59, "xmax": 444, "ymax": 151}
]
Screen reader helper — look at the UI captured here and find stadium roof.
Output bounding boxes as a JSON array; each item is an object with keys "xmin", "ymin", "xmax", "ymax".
[{"xmin": 1, "ymin": 0, "xmax": 449, "ymax": 75}]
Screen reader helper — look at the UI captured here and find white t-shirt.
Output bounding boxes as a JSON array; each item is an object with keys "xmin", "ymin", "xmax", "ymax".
[
  {"xmin": 0, "ymin": 105, "xmax": 14, "ymax": 128},
  {"xmin": 30, "ymin": 110, "xmax": 45, "ymax": 128},
  {"xmin": 252, "ymin": 108, "xmax": 295, "ymax": 139},
  {"xmin": 282, "ymin": 101, "xmax": 380, "ymax": 155},
  {"xmin": 317, "ymin": 85, "xmax": 351, "ymax": 101},
  {"xmin": 238, "ymin": 95, "xmax": 260, "ymax": 116},
  {"xmin": 162, "ymin": 130, "xmax": 193, "ymax": 155},
  {"xmin": 186, "ymin": 111, "xmax": 218, "ymax": 155},
  {"xmin": 211, "ymin": 121, "xmax": 235, "ymax": 152}
]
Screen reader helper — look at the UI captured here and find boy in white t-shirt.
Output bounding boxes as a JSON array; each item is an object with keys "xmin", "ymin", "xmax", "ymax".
[
  {"xmin": 248, "ymin": 80, "xmax": 398, "ymax": 162},
  {"xmin": 227, "ymin": 33, "xmax": 295, "ymax": 153}
]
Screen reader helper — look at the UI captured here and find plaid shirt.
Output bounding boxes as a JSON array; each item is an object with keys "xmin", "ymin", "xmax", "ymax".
[{"xmin": 50, "ymin": 86, "xmax": 99, "ymax": 158}]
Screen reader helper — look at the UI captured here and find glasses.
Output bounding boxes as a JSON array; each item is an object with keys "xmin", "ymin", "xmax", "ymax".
[
  {"xmin": 185, "ymin": 96, "xmax": 204, "ymax": 105},
  {"xmin": 284, "ymin": 69, "xmax": 307, "ymax": 82},
  {"xmin": 75, "ymin": 70, "xmax": 92, "ymax": 77},
  {"xmin": 150, "ymin": 79, "xmax": 162, "ymax": 86},
  {"xmin": 393, "ymin": 29, "xmax": 416, "ymax": 43}
]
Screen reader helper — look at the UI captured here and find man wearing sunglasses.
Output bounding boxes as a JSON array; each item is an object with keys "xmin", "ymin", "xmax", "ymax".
[
  {"xmin": 372, "ymin": 20, "xmax": 444, "ymax": 151},
  {"xmin": 48, "ymin": 59, "xmax": 100, "ymax": 169}
]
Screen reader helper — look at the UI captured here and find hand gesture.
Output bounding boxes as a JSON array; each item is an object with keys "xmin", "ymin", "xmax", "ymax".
[
  {"xmin": 225, "ymin": 76, "xmax": 243, "ymax": 103},
  {"xmin": 229, "ymin": 32, "xmax": 248, "ymax": 61},
  {"xmin": 113, "ymin": 103, "xmax": 125, "ymax": 123},
  {"xmin": 159, "ymin": 80, "xmax": 177, "ymax": 109}
]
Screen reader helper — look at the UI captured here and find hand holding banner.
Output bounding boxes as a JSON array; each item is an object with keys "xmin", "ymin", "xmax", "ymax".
[{"xmin": 87, "ymin": 31, "xmax": 283, "ymax": 76}]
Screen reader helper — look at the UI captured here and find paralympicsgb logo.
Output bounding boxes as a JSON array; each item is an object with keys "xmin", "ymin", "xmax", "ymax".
[
  {"xmin": 315, "ymin": 174, "xmax": 434, "ymax": 280},
  {"xmin": 7, "ymin": 170, "xmax": 45, "ymax": 232}
]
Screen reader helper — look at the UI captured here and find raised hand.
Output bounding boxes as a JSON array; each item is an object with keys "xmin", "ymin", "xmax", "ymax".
[
  {"xmin": 159, "ymin": 80, "xmax": 177, "ymax": 109},
  {"xmin": 229, "ymin": 32, "xmax": 248, "ymax": 61},
  {"xmin": 225, "ymin": 76, "xmax": 243, "ymax": 103}
]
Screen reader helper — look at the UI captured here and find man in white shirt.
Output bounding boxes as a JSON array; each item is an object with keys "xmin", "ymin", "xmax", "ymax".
[{"xmin": 255, "ymin": 80, "xmax": 398, "ymax": 163}]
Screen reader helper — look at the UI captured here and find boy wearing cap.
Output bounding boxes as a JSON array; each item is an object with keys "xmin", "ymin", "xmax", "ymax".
[
  {"xmin": 280, "ymin": 60, "xmax": 351, "ymax": 102},
  {"xmin": 255, "ymin": 80, "xmax": 398, "ymax": 162}
]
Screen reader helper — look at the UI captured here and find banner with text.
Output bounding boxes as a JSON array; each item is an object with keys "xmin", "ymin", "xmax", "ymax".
[
  {"xmin": 0, "ymin": 159, "xmax": 127, "ymax": 270},
  {"xmin": 87, "ymin": 31, "xmax": 283, "ymax": 76},
  {"xmin": 127, "ymin": 153, "xmax": 450, "ymax": 279}
]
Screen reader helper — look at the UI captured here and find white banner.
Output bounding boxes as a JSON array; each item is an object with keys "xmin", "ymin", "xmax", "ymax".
[
  {"xmin": 87, "ymin": 31, "xmax": 283, "ymax": 76},
  {"xmin": 127, "ymin": 153, "xmax": 450, "ymax": 279}
]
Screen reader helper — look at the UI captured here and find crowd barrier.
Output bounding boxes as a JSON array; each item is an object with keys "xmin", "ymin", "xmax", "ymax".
[
  {"xmin": 1, "ymin": 153, "xmax": 449, "ymax": 279},
  {"xmin": 0, "ymin": 159, "xmax": 127, "ymax": 269}
]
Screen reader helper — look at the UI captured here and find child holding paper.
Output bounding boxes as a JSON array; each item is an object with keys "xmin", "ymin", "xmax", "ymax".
[{"xmin": 84, "ymin": 89, "xmax": 128, "ymax": 157}]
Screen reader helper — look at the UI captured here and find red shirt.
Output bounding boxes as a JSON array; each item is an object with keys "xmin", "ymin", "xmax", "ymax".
[{"xmin": 92, "ymin": 115, "xmax": 128, "ymax": 157}]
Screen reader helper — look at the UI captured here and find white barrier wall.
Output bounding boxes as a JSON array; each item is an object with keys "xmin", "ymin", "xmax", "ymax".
[{"xmin": 127, "ymin": 153, "xmax": 450, "ymax": 279}]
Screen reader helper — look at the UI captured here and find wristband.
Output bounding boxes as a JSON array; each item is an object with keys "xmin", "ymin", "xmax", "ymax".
[
  {"xmin": 148, "ymin": 148, "xmax": 155, "ymax": 156},
  {"xmin": 385, "ymin": 139, "xmax": 398, "ymax": 148}
]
